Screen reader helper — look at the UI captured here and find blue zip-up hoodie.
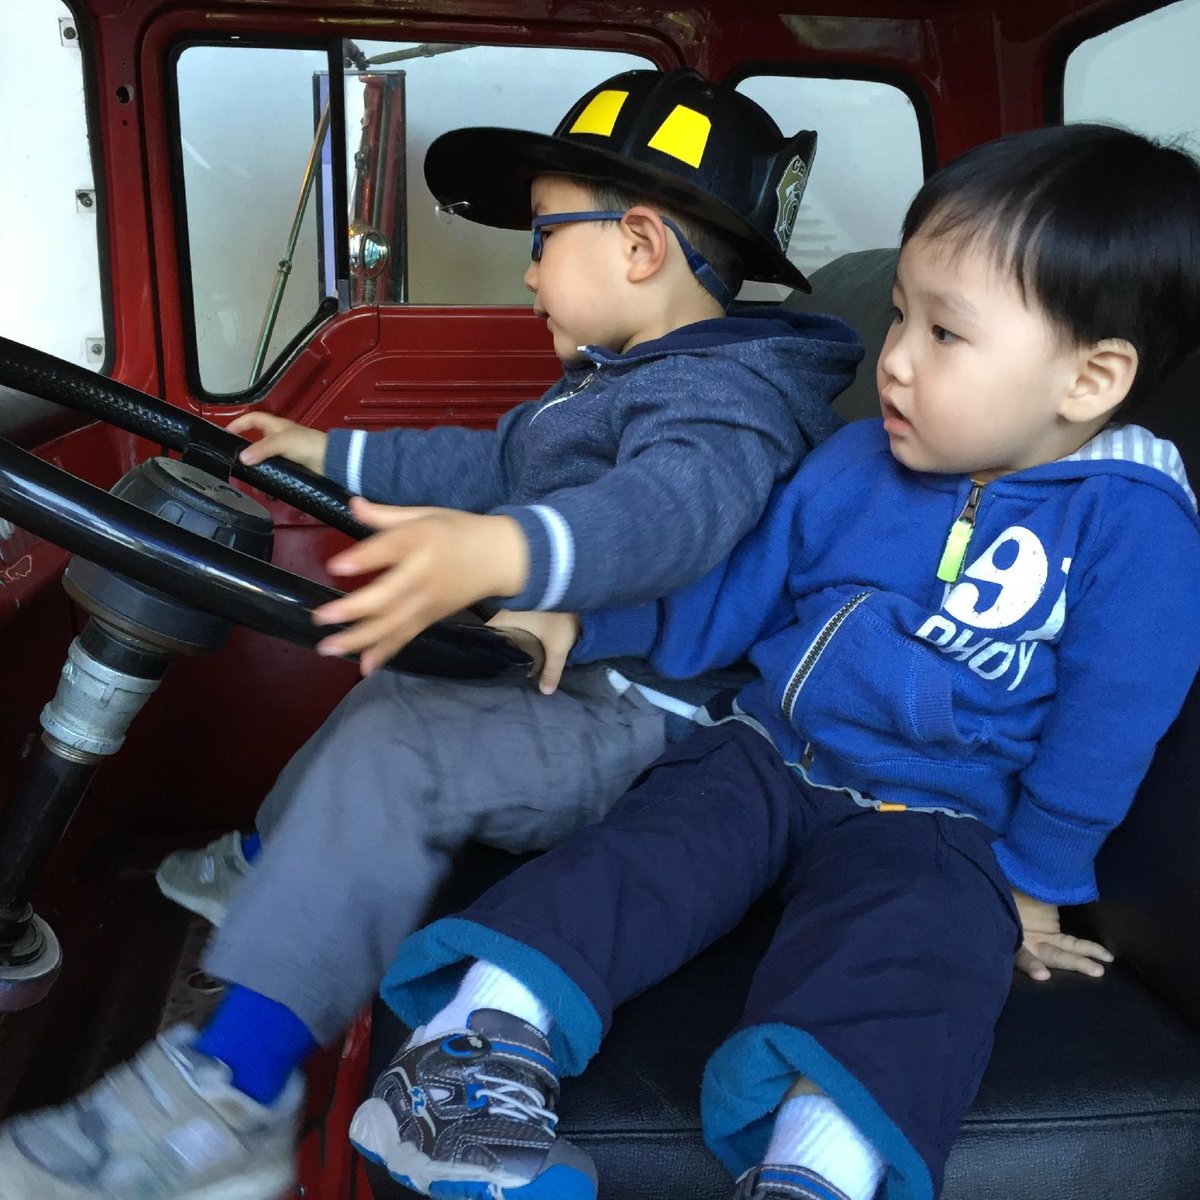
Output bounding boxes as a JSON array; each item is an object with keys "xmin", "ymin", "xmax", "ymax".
[
  {"xmin": 574, "ymin": 419, "xmax": 1200, "ymax": 904},
  {"xmin": 323, "ymin": 309, "xmax": 859, "ymax": 613}
]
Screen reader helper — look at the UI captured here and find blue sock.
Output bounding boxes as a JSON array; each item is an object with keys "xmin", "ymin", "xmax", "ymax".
[
  {"xmin": 195, "ymin": 985, "xmax": 317, "ymax": 1105},
  {"xmin": 241, "ymin": 831, "xmax": 262, "ymax": 863}
]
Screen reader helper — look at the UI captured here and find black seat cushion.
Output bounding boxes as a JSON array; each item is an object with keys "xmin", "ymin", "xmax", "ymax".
[
  {"xmin": 366, "ymin": 845, "xmax": 1200, "ymax": 1199},
  {"xmin": 784, "ymin": 247, "xmax": 898, "ymax": 423}
]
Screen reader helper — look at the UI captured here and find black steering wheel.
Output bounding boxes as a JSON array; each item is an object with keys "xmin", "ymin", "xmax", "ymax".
[{"xmin": 0, "ymin": 336, "xmax": 535, "ymax": 681}]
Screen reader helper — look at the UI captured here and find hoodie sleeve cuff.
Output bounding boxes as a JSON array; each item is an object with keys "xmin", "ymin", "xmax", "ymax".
[
  {"xmin": 493, "ymin": 504, "xmax": 571, "ymax": 611},
  {"xmin": 324, "ymin": 428, "xmax": 368, "ymax": 494},
  {"xmin": 991, "ymin": 799, "xmax": 1102, "ymax": 905},
  {"xmin": 571, "ymin": 603, "xmax": 661, "ymax": 664}
]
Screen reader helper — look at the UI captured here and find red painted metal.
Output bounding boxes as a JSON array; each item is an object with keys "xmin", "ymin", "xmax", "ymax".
[
  {"xmin": 0, "ymin": 423, "xmax": 127, "ymax": 634},
  {"xmin": 295, "ymin": 1009, "xmax": 375, "ymax": 1200}
]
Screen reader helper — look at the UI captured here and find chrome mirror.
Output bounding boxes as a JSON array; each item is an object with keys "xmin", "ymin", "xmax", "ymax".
[{"xmin": 348, "ymin": 223, "xmax": 390, "ymax": 279}]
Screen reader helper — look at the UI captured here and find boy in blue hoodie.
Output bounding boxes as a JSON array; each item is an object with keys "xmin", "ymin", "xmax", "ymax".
[
  {"xmin": 353, "ymin": 124, "xmax": 1200, "ymax": 1200},
  {"xmin": 0, "ymin": 70, "xmax": 860, "ymax": 1200}
]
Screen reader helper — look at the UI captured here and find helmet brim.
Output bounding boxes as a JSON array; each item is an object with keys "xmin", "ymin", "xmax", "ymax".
[{"xmin": 425, "ymin": 127, "xmax": 811, "ymax": 293}]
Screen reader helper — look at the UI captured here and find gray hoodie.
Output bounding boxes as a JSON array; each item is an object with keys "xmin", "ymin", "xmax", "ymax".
[{"xmin": 324, "ymin": 307, "xmax": 861, "ymax": 619}]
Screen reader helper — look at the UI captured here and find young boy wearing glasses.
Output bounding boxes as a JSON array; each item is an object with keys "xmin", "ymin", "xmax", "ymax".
[{"xmin": 0, "ymin": 69, "xmax": 861, "ymax": 1200}]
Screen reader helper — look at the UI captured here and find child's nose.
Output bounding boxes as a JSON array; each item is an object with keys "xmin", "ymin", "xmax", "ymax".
[
  {"xmin": 524, "ymin": 260, "xmax": 538, "ymax": 294},
  {"xmin": 878, "ymin": 326, "xmax": 912, "ymax": 385}
]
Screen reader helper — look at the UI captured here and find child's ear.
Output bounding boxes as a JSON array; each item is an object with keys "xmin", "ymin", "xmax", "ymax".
[
  {"xmin": 1061, "ymin": 338, "xmax": 1139, "ymax": 424},
  {"xmin": 620, "ymin": 207, "xmax": 670, "ymax": 283}
]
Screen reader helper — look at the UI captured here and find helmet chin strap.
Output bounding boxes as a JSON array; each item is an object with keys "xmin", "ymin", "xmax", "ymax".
[{"xmin": 659, "ymin": 217, "xmax": 733, "ymax": 310}]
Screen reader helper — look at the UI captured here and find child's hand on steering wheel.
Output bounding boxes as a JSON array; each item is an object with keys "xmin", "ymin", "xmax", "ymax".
[
  {"xmin": 311, "ymin": 497, "xmax": 529, "ymax": 675},
  {"xmin": 228, "ymin": 412, "xmax": 328, "ymax": 475},
  {"xmin": 486, "ymin": 609, "xmax": 582, "ymax": 694}
]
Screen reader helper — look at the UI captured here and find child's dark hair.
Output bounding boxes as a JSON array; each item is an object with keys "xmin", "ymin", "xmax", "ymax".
[
  {"xmin": 585, "ymin": 180, "xmax": 746, "ymax": 298},
  {"xmin": 902, "ymin": 124, "xmax": 1200, "ymax": 413}
]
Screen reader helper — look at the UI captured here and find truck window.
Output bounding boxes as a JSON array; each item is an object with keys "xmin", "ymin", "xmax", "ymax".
[
  {"xmin": 1063, "ymin": 0, "xmax": 1200, "ymax": 143},
  {"xmin": 734, "ymin": 75, "xmax": 925, "ymax": 300},
  {"xmin": 175, "ymin": 41, "xmax": 651, "ymax": 395}
]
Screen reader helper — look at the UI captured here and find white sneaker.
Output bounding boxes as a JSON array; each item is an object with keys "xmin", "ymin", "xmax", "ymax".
[
  {"xmin": 0, "ymin": 1024, "xmax": 301, "ymax": 1199},
  {"xmin": 156, "ymin": 832, "xmax": 254, "ymax": 926}
]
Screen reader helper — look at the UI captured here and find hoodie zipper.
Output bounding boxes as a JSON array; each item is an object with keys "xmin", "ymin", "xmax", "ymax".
[
  {"xmin": 936, "ymin": 482, "xmax": 985, "ymax": 583},
  {"xmin": 781, "ymin": 591, "xmax": 871, "ymax": 720},
  {"xmin": 528, "ymin": 371, "xmax": 597, "ymax": 425}
]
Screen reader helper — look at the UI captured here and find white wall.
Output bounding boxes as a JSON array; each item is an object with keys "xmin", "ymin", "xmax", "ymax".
[
  {"xmin": 0, "ymin": 0, "xmax": 103, "ymax": 368},
  {"xmin": 1064, "ymin": 0, "xmax": 1200, "ymax": 148}
]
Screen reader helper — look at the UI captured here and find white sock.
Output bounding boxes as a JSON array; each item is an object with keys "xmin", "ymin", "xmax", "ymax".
[
  {"xmin": 764, "ymin": 1092, "xmax": 886, "ymax": 1200},
  {"xmin": 419, "ymin": 960, "xmax": 553, "ymax": 1041}
]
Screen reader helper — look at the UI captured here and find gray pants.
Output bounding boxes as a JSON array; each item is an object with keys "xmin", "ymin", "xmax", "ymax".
[{"xmin": 203, "ymin": 666, "xmax": 666, "ymax": 1043}]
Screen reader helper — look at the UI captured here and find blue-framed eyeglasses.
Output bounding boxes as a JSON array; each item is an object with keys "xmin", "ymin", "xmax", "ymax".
[
  {"xmin": 529, "ymin": 210, "xmax": 732, "ymax": 310},
  {"xmin": 530, "ymin": 211, "xmax": 626, "ymax": 261}
]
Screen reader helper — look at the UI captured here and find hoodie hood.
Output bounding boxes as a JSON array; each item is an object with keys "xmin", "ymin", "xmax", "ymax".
[
  {"xmin": 572, "ymin": 305, "xmax": 863, "ymax": 437},
  {"xmin": 936, "ymin": 422, "xmax": 1200, "ymax": 532},
  {"xmin": 1059, "ymin": 423, "xmax": 1197, "ymax": 511},
  {"xmin": 585, "ymin": 304, "xmax": 862, "ymax": 361},
  {"xmin": 895, "ymin": 421, "xmax": 1199, "ymax": 534}
]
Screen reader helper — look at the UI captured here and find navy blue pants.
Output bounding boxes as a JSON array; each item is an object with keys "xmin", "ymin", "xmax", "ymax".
[{"xmin": 384, "ymin": 723, "xmax": 1022, "ymax": 1200}]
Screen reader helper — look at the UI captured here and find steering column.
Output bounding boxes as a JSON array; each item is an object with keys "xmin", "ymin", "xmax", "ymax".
[{"xmin": 0, "ymin": 456, "xmax": 274, "ymax": 1011}]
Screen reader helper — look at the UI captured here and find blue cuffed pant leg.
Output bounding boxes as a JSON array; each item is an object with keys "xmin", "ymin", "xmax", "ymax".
[
  {"xmin": 381, "ymin": 917, "xmax": 603, "ymax": 1076},
  {"xmin": 702, "ymin": 805, "xmax": 1020, "ymax": 1200}
]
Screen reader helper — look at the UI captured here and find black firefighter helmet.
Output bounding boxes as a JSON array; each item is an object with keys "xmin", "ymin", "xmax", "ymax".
[{"xmin": 424, "ymin": 68, "xmax": 817, "ymax": 293}]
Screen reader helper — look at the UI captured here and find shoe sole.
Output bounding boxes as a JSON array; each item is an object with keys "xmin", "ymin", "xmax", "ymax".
[
  {"xmin": 155, "ymin": 866, "xmax": 230, "ymax": 926},
  {"xmin": 349, "ymin": 1099, "xmax": 596, "ymax": 1200},
  {"xmin": 0, "ymin": 1153, "xmax": 294, "ymax": 1200},
  {"xmin": 155, "ymin": 1162, "xmax": 296, "ymax": 1200}
]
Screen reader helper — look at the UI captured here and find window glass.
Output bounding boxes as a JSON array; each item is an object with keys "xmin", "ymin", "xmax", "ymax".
[
  {"xmin": 177, "ymin": 43, "xmax": 650, "ymax": 393},
  {"xmin": 177, "ymin": 45, "xmax": 330, "ymax": 394},
  {"xmin": 0, "ymin": 1, "xmax": 104, "ymax": 368},
  {"xmin": 345, "ymin": 41, "xmax": 653, "ymax": 306},
  {"xmin": 1063, "ymin": 0, "xmax": 1200, "ymax": 146},
  {"xmin": 735, "ymin": 76, "xmax": 924, "ymax": 300}
]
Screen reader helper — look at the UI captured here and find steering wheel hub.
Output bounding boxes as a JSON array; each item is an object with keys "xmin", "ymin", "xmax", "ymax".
[{"xmin": 64, "ymin": 457, "xmax": 274, "ymax": 654}]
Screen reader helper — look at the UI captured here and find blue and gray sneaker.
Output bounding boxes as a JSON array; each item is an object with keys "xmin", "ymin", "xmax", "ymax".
[
  {"xmin": 0, "ymin": 1024, "xmax": 301, "ymax": 1199},
  {"xmin": 729, "ymin": 1164, "xmax": 854, "ymax": 1200},
  {"xmin": 349, "ymin": 1009, "xmax": 596, "ymax": 1199}
]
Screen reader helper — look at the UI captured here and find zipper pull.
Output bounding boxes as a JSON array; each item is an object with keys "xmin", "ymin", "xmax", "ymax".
[{"xmin": 936, "ymin": 482, "xmax": 984, "ymax": 583}]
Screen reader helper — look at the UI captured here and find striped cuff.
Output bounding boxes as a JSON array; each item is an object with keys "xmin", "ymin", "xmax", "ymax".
[
  {"xmin": 495, "ymin": 504, "xmax": 576, "ymax": 610},
  {"xmin": 324, "ymin": 427, "xmax": 368, "ymax": 495}
]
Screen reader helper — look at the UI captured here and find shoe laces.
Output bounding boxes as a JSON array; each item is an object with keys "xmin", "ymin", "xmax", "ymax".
[{"xmin": 470, "ymin": 1071, "xmax": 558, "ymax": 1131}]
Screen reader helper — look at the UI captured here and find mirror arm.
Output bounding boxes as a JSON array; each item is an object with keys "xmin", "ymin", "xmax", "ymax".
[{"xmin": 247, "ymin": 100, "xmax": 334, "ymax": 387}]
